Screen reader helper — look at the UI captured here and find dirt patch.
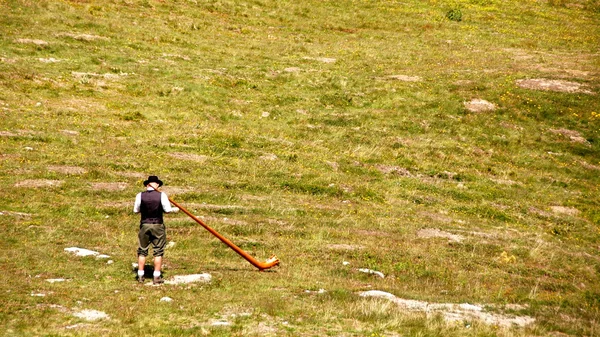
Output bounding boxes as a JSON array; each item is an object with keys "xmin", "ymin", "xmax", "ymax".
[
  {"xmin": 303, "ymin": 56, "xmax": 336, "ymax": 63},
  {"xmin": 359, "ymin": 290, "xmax": 534, "ymax": 328},
  {"xmin": 549, "ymin": 128, "xmax": 589, "ymax": 144},
  {"xmin": 61, "ymin": 130, "xmax": 79, "ymax": 136},
  {"xmin": 16, "ymin": 38, "xmax": 48, "ymax": 46},
  {"xmin": 284, "ymin": 67, "xmax": 301, "ymax": 73},
  {"xmin": 0, "ymin": 131, "xmax": 18, "ymax": 137},
  {"xmin": 420, "ymin": 211, "xmax": 455, "ymax": 224},
  {"xmin": 550, "ymin": 206, "xmax": 580, "ymax": 216},
  {"xmin": 259, "ymin": 153, "xmax": 278, "ymax": 161},
  {"xmin": 48, "ymin": 165, "xmax": 87, "ymax": 175},
  {"xmin": 57, "ymin": 32, "xmax": 109, "ymax": 41},
  {"xmin": 516, "ymin": 78, "xmax": 594, "ymax": 94},
  {"xmin": 417, "ymin": 228, "xmax": 464, "ymax": 243},
  {"xmin": 326, "ymin": 244, "xmax": 365, "ymax": 251},
  {"xmin": 91, "ymin": 182, "xmax": 127, "ymax": 191},
  {"xmin": 0, "ymin": 210, "xmax": 32, "ymax": 217},
  {"xmin": 384, "ymin": 75, "xmax": 422, "ymax": 82},
  {"xmin": 375, "ymin": 164, "xmax": 412, "ymax": 176},
  {"xmin": 72, "ymin": 72, "xmax": 129, "ymax": 80},
  {"xmin": 464, "ymin": 99, "xmax": 496, "ymax": 113},
  {"xmin": 168, "ymin": 152, "xmax": 208, "ymax": 162},
  {"xmin": 15, "ymin": 179, "xmax": 64, "ymax": 188},
  {"xmin": 72, "ymin": 309, "xmax": 109, "ymax": 321},
  {"xmin": 579, "ymin": 161, "xmax": 600, "ymax": 170}
]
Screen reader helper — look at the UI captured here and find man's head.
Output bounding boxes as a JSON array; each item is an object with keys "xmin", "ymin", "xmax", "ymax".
[{"xmin": 143, "ymin": 175, "xmax": 163, "ymax": 188}]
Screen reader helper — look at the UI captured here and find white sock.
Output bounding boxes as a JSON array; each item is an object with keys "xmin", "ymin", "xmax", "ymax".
[
  {"xmin": 153, "ymin": 271, "xmax": 161, "ymax": 277},
  {"xmin": 138, "ymin": 270, "xmax": 144, "ymax": 276}
]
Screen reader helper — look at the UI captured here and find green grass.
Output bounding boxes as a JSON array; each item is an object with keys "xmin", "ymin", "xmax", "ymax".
[{"xmin": 1, "ymin": 0, "xmax": 599, "ymax": 336}]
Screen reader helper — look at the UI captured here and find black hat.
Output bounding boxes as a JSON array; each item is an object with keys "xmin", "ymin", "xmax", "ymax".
[{"xmin": 143, "ymin": 175, "xmax": 163, "ymax": 187}]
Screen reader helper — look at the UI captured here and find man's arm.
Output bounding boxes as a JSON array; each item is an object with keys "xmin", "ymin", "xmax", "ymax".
[
  {"xmin": 161, "ymin": 192, "xmax": 179, "ymax": 213},
  {"xmin": 133, "ymin": 193, "xmax": 142, "ymax": 213}
]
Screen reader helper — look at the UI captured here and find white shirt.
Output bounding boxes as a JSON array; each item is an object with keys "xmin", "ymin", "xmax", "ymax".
[{"xmin": 133, "ymin": 187, "xmax": 175, "ymax": 213}]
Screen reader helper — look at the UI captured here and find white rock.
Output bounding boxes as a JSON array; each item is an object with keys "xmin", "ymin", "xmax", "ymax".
[
  {"xmin": 464, "ymin": 99, "xmax": 496, "ymax": 113},
  {"xmin": 107, "ymin": 260, "xmax": 114, "ymax": 265},
  {"xmin": 46, "ymin": 278, "xmax": 67, "ymax": 283},
  {"xmin": 65, "ymin": 247, "xmax": 110, "ymax": 259},
  {"xmin": 160, "ymin": 297, "xmax": 173, "ymax": 302},
  {"xmin": 31, "ymin": 292, "xmax": 46, "ymax": 297},
  {"xmin": 72, "ymin": 309, "xmax": 109, "ymax": 321},
  {"xmin": 358, "ymin": 268, "xmax": 385, "ymax": 278},
  {"xmin": 342, "ymin": 261, "xmax": 350, "ymax": 266},
  {"xmin": 211, "ymin": 320, "xmax": 231, "ymax": 326},
  {"xmin": 65, "ymin": 247, "xmax": 99, "ymax": 257},
  {"xmin": 164, "ymin": 273, "xmax": 212, "ymax": 285}
]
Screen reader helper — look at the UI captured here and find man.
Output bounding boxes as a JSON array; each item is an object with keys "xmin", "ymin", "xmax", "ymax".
[{"xmin": 133, "ymin": 175, "xmax": 178, "ymax": 284}]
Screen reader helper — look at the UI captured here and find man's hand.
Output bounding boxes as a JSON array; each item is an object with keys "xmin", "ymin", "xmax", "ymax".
[{"xmin": 170, "ymin": 207, "xmax": 180, "ymax": 213}]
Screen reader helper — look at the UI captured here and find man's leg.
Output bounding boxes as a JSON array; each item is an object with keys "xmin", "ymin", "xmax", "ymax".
[
  {"xmin": 151, "ymin": 224, "xmax": 166, "ymax": 284},
  {"xmin": 137, "ymin": 224, "xmax": 151, "ymax": 283},
  {"xmin": 138, "ymin": 255, "xmax": 146, "ymax": 272}
]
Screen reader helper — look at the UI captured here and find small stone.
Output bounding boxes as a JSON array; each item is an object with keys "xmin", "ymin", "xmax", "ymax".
[
  {"xmin": 358, "ymin": 268, "xmax": 385, "ymax": 278},
  {"xmin": 46, "ymin": 278, "xmax": 67, "ymax": 283},
  {"xmin": 342, "ymin": 261, "xmax": 350, "ymax": 266},
  {"xmin": 160, "ymin": 297, "xmax": 173, "ymax": 302},
  {"xmin": 107, "ymin": 260, "xmax": 113, "ymax": 265},
  {"xmin": 261, "ymin": 111, "xmax": 270, "ymax": 118},
  {"xmin": 24, "ymin": 147, "xmax": 34, "ymax": 151}
]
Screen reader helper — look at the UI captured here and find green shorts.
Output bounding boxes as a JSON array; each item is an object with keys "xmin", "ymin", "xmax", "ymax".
[{"xmin": 137, "ymin": 223, "xmax": 166, "ymax": 257}]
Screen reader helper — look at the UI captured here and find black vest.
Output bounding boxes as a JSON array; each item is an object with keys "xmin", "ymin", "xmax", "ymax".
[{"xmin": 140, "ymin": 190, "xmax": 164, "ymax": 224}]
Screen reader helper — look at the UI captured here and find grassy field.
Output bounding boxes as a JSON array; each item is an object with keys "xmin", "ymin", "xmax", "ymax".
[{"xmin": 1, "ymin": 0, "xmax": 599, "ymax": 335}]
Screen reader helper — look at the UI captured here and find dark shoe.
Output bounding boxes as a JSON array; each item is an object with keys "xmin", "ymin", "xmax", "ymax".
[
  {"xmin": 153, "ymin": 276, "xmax": 164, "ymax": 285},
  {"xmin": 137, "ymin": 275, "xmax": 145, "ymax": 284}
]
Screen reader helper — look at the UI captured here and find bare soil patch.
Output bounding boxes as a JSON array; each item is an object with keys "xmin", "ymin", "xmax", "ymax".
[
  {"xmin": 326, "ymin": 244, "xmax": 365, "ymax": 251},
  {"xmin": 464, "ymin": 99, "xmax": 496, "ymax": 113},
  {"xmin": 91, "ymin": 182, "xmax": 128, "ymax": 191},
  {"xmin": 168, "ymin": 152, "xmax": 208, "ymax": 162},
  {"xmin": 48, "ymin": 165, "xmax": 87, "ymax": 175},
  {"xmin": 72, "ymin": 309, "xmax": 109, "ymax": 321},
  {"xmin": 374, "ymin": 164, "xmax": 412, "ymax": 176},
  {"xmin": 384, "ymin": 75, "xmax": 422, "ymax": 82},
  {"xmin": 56, "ymin": 33, "xmax": 109, "ymax": 41},
  {"xmin": 360, "ymin": 290, "xmax": 534, "ymax": 328},
  {"xmin": 16, "ymin": 38, "xmax": 48, "ymax": 46},
  {"xmin": 549, "ymin": 128, "xmax": 589, "ymax": 144},
  {"xmin": 550, "ymin": 206, "xmax": 580, "ymax": 216},
  {"xmin": 15, "ymin": 179, "xmax": 64, "ymax": 188},
  {"xmin": 516, "ymin": 78, "xmax": 594, "ymax": 94},
  {"xmin": 417, "ymin": 228, "xmax": 464, "ymax": 243},
  {"xmin": 303, "ymin": 56, "xmax": 336, "ymax": 63}
]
